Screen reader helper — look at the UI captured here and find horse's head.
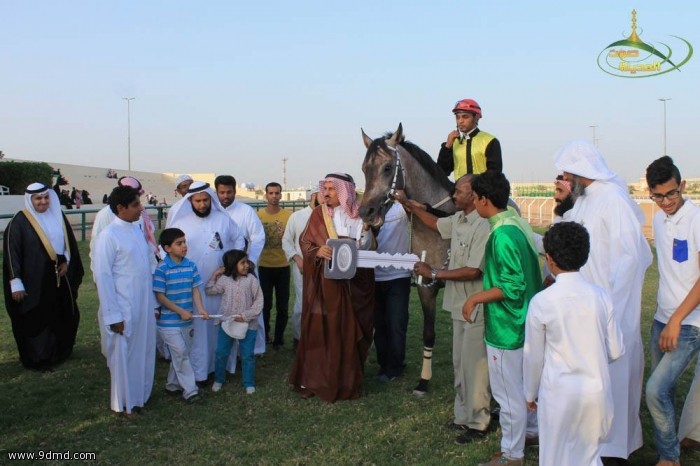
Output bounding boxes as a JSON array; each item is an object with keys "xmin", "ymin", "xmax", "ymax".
[{"xmin": 359, "ymin": 123, "xmax": 405, "ymax": 228}]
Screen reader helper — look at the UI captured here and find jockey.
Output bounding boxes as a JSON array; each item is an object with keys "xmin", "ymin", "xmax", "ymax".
[{"xmin": 437, "ymin": 98, "xmax": 502, "ymax": 178}]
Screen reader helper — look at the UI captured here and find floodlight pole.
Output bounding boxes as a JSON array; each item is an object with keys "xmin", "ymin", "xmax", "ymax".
[
  {"xmin": 122, "ymin": 97, "xmax": 135, "ymax": 171},
  {"xmin": 658, "ymin": 98, "xmax": 671, "ymax": 155},
  {"xmin": 588, "ymin": 125, "xmax": 598, "ymax": 147}
]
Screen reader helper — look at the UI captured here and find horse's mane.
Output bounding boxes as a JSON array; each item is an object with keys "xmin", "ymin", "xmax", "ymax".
[{"xmin": 368, "ymin": 132, "xmax": 455, "ymax": 193}]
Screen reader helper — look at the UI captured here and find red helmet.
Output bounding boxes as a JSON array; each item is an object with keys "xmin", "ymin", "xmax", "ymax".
[{"xmin": 452, "ymin": 99, "xmax": 482, "ymax": 118}]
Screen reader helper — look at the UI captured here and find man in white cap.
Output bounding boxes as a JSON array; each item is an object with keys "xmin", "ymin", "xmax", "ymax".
[
  {"xmin": 167, "ymin": 181, "xmax": 245, "ymax": 386},
  {"xmin": 166, "ymin": 175, "xmax": 197, "ymax": 231},
  {"xmin": 214, "ymin": 174, "xmax": 266, "ymax": 354},
  {"xmin": 167, "ymin": 175, "xmax": 195, "ymax": 232},
  {"xmin": 554, "ymin": 140, "xmax": 652, "ymax": 465},
  {"xmin": 174, "ymin": 175, "xmax": 194, "ymax": 198},
  {"xmin": 281, "ymin": 183, "xmax": 321, "ymax": 350}
]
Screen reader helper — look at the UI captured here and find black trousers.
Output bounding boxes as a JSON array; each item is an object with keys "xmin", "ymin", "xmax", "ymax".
[
  {"xmin": 258, "ymin": 266, "xmax": 291, "ymax": 344},
  {"xmin": 373, "ymin": 276, "xmax": 411, "ymax": 377}
]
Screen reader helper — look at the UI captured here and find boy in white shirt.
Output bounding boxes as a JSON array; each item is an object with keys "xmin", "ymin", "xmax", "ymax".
[
  {"xmin": 524, "ymin": 221, "xmax": 624, "ymax": 466},
  {"xmin": 645, "ymin": 156, "xmax": 700, "ymax": 466}
]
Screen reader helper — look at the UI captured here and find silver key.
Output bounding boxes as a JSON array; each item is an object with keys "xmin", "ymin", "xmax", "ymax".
[{"xmin": 324, "ymin": 239, "xmax": 420, "ymax": 279}]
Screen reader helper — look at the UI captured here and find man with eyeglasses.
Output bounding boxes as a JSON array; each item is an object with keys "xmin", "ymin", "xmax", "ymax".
[
  {"xmin": 554, "ymin": 140, "xmax": 652, "ymax": 466},
  {"xmin": 644, "ymin": 156, "xmax": 700, "ymax": 466}
]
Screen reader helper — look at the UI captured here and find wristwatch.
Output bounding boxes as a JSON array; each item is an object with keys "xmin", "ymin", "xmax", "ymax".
[{"xmin": 431, "ymin": 269, "xmax": 438, "ymax": 281}]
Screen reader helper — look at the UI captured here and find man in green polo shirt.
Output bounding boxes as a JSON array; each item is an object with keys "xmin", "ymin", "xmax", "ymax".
[{"xmin": 463, "ymin": 171, "xmax": 542, "ymax": 466}]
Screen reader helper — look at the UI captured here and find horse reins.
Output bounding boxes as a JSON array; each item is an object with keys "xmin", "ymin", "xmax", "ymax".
[
  {"xmin": 383, "ymin": 143, "xmax": 450, "ymax": 288},
  {"xmin": 431, "ymin": 195, "xmax": 452, "ymax": 209}
]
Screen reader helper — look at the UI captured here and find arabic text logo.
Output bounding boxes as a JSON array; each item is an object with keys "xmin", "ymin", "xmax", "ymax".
[{"xmin": 597, "ymin": 9, "xmax": 692, "ymax": 78}]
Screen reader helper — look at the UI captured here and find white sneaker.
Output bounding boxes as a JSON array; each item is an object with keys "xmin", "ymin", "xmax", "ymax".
[
  {"xmin": 246, "ymin": 387, "xmax": 256, "ymax": 394},
  {"xmin": 212, "ymin": 382, "xmax": 222, "ymax": 392}
]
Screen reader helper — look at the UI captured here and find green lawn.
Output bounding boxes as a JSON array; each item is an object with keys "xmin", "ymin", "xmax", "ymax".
[{"xmin": 0, "ymin": 240, "xmax": 698, "ymax": 465}]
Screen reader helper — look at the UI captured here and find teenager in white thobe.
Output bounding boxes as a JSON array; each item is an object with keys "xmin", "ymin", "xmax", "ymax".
[
  {"xmin": 91, "ymin": 204, "xmax": 159, "ymax": 354},
  {"xmin": 167, "ymin": 183, "xmax": 245, "ymax": 382},
  {"xmin": 525, "ymin": 272, "xmax": 624, "ymax": 466},
  {"xmin": 94, "ymin": 217, "xmax": 156, "ymax": 414},
  {"xmin": 555, "ymin": 141, "xmax": 652, "ymax": 459},
  {"xmin": 90, "ymin": 178, "xmax": 161, "ymax": 357}
]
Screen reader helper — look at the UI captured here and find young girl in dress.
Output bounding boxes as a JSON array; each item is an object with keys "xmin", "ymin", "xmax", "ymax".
[{"xmin": 206, "ymin": 249, "xmax": 263, "ymax": 394}]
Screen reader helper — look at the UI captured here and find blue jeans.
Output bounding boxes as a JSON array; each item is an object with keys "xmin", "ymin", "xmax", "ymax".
[
  {"xmin": 215, "ymin": 326, "xmax": 257, "ymax": 388},
  {"xmin": 646, "ymin": 319, "xmax": 700, "ymax": 461}
]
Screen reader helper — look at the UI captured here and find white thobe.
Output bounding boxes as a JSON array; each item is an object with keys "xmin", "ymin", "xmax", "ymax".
[
  {"xmin": 524, "ymin": 272, "xmax": 624, "ymax": 466},
  {"xmin": 90, "ymin": 206, "xmax": 160, "ymax": 357},
  {"xmin": 282, "ymin": 206, "xmax": 313, "ymax": 340},
  {"xmin": 222, "ymin": 200, "xmax": 267, "ymax": 354},
  {"xmin": 566, "ymin": 180, "xmax": 652, "ymax": 458},
  {"xmin": 332, "ymin": 208, "xmax": 369, "ymax": 244},
  {"xmin": 165, "ymin": 197, "xmax": 184, "ymax": 228},
  {"xmin": 170, "ymin": 211, "xmax": 245, "ymax": 380},
  {"xmin": 222, "ymin": 201, "xmax": 265, "ymax": 265},
  {"xmin": 90, "ymin": 206, "xmax": 156, "ymax": 275},
  {"xmin": 93, "ymin": 217, "xmax": 156, "ymax": 414}
]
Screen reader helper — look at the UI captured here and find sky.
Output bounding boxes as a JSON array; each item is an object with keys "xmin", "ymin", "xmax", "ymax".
[{"xmin": 1, "ymin": 0, "xmax": 698, "ymax": 189}]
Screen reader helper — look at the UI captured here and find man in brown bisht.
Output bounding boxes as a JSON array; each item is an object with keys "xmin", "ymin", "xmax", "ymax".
[{"xmin": 289, "ymin": 173, "xmax": 376, "ymax": 402}]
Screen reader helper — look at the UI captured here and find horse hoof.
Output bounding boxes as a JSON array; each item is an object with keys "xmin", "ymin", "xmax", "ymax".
[{"xmin": 412, "ymin": 379, "xmax": 429, "ymax": 397}]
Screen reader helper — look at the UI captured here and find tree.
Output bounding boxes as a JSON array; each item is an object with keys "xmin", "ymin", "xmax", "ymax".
[{"xmin": 0, "ymin": 161, "xmax": 54, "ymax": 194}]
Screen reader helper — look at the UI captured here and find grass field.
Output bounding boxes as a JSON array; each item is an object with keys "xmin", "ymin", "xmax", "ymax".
[{"xmin": 1, "ymin": 240, "xmax": 698, "ymax": 465}]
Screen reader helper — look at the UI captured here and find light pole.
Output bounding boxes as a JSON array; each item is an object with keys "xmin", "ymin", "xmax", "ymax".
[
  {"xmin": 658, "ymin": 98, "xmax": 671, "ymax": 155},
  {"xmin": 588, "ymin": 125, "xmax": 598, "ymax": 147},
  {"xmin": 122, "ymin": 97, "xmax": 135, "ymax": 171}
]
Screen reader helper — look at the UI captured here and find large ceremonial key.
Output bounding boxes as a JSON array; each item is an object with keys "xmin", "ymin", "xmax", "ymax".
[{"xmin": 324, "ymin": 239, "xmax": 421, "ymax": 279}]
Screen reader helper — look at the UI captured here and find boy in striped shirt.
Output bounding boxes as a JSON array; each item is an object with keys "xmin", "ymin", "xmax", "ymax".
[{"xmin": 153, "ymin": 228, "xmax": 210, "ymax": 403}]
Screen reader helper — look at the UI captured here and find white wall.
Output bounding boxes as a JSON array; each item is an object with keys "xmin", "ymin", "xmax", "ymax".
[{"xmin": 0, "ymin": 195, "xmax": 24, "ymax": 230}]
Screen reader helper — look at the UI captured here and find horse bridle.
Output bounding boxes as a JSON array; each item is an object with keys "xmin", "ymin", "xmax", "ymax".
[
  {"xmin": 383, "ymin": 143, "xmax": 451, "ymax": 209},
  {"xmin": 383, "ymin": 144, "xmax": 405, "ymax": 205}
]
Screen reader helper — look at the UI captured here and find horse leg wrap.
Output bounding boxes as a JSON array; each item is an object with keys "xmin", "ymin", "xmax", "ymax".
[{"xmin": 420, "ymin": 347, "xmax": 433, "ymax": 381}]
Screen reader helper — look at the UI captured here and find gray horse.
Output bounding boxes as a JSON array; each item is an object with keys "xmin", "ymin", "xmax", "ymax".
[{"xmin": 359, "ymin": 123, "xmax": 455, "ymax": 395}]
